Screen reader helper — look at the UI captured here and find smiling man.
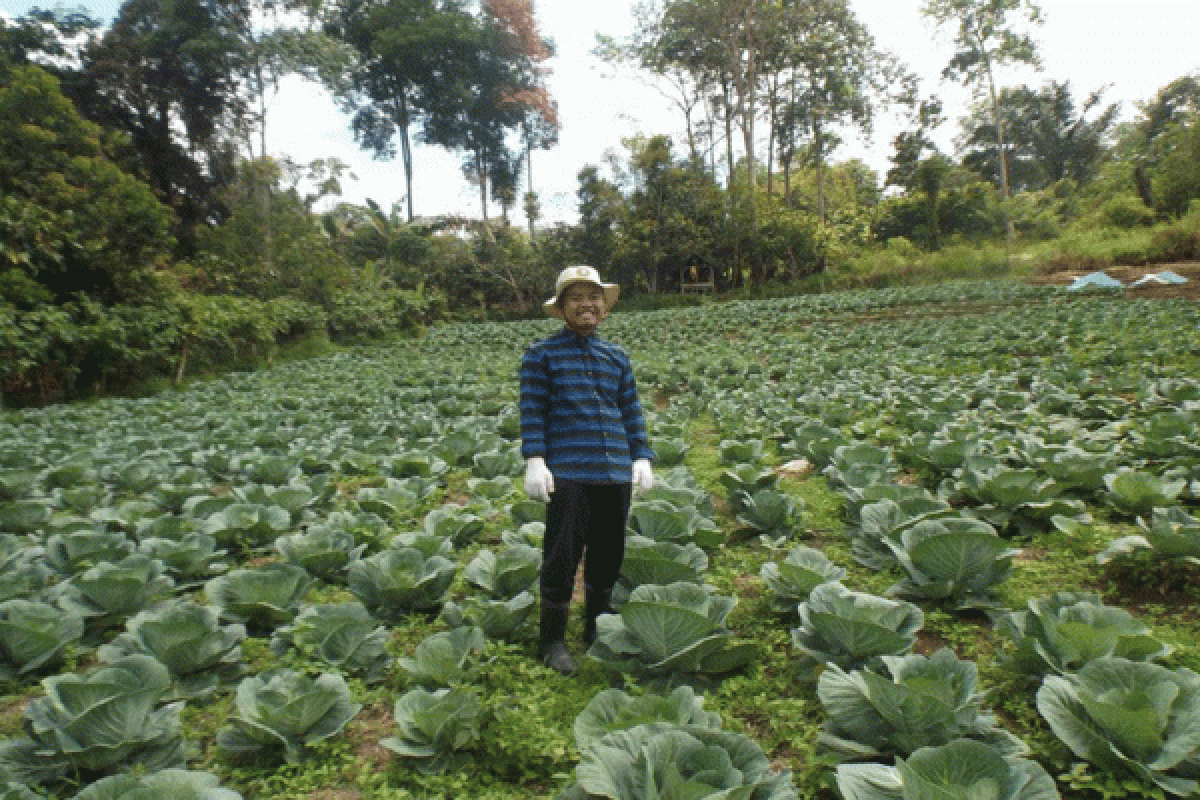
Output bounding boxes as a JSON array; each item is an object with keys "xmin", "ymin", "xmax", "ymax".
[{"xmin": 519, "ymin": 266, "xmax": 655, "ymax": 675}]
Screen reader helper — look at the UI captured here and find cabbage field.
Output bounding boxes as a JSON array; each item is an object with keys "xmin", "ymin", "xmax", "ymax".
[{"xmin": 1, "ymin": 280, "xmax": 1199, "ymax": 799}]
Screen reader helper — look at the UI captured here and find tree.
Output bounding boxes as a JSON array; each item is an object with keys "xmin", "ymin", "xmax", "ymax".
[
  {"xmin": 323, "ymin": 0, "xmax": 477, "ymax": 222},
  {"xmin": 958, "ymin": 81, "xmax": 1119, "ymax": 191},
  {"xmin": 922, "ymin": 0, "xmax": 1043, "ymax": 242},
  {"xmin": 1120, "ymin": 72, "xmax": 1200, "ymax": 209},
  {"xmin": 574, "ymin": 165, "xmax": 624, "ymax": 275},
  {"xmin": 423, "ymin": 0, "xmax": 557, "ymax": 227},
  {"xmin": 0, "ymin": 65, "xmax": 175, "ymax": 306},
  {"xmin": 73, "ymin": 0, "xmax": 253, "ymax": 239},
  {"xmin": 773, "ymin": 0, "xmax": 905, "ymax": 223},
  {"xmin": 616, "ymin": 135, "xmax": 724, "ymax": 293}
]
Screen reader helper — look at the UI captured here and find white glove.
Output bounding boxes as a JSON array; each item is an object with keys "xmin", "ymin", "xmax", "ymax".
[
  {"xmin": 524, "ymin": 457, "xmax": 555, "ymax": 503},
  {"xmin": 632, "ymin": 459, "xmax": 654, "ymax": 492}
]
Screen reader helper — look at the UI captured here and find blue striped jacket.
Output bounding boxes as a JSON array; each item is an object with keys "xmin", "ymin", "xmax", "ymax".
[{"xmin": 519, "ymin": 327, "xmax": 654, "ymax": 483}]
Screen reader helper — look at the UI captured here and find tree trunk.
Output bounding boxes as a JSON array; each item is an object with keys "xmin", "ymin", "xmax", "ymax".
[{"xmin": 981, "ymin": 53, "xmax": 1015, "ymax": 245}]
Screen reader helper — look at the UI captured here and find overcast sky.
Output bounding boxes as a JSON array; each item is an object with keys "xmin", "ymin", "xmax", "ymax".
[{"xmin": 3, "ymin": 0, "xmax": 1198, "ymax": 223}]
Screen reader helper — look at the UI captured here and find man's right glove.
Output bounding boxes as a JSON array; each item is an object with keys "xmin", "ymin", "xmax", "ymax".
[{"xmin": 524, "ymin": 457, "xmax": 555, "ymax": 503}]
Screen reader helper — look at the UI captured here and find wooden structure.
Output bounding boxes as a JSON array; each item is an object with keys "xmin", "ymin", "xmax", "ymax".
[{"xmin": 679, "ymin": 264, "xmax": 716, "ymax": 294}]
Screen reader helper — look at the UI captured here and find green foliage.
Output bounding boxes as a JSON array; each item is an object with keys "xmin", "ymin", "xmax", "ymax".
[
  {"xmin": 588, "ymin": 582, "xmax": 759, "ymax": 685},
  {"xmin": 0, "ymin": 65, "xmax": 174, "ymax": 306},
  {"xmin": 217, "ymin": 670, "xmax": 362, "ymax": 764},
  {"xmin": 70, "ymin": 769, "xmax": 243, "ymax": 800},
  {"xmin": 817, "ymin": 648, "xmax": 1029, "ymax": 760},
  {"xmin": 835, "ymin": 739, "xmax": 1059, "ymax": 800},
  {"xmin": 997, "ymin": 592, "xmax": 1172, "ymax": 679},
  {"xmin": 270, "ymin": 602, "xmax": 392, "ymax": 683},
  {"xmin": 1037, "ymin": 657, "xmax": 1200, "ymax": 795},
  {"xmin": 0, "ymin": 655, "xmax": 184, "ymax": 786}
]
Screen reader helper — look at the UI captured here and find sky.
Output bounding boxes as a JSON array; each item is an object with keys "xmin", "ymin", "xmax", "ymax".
[{"xmin": 3, "ymin": 0, "xmax": 1198, "ymax": 224}]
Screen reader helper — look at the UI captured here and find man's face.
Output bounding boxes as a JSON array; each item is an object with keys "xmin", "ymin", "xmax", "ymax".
[{"xmin": 561, "ymin": 283, "xmax": 608, "ymax": 335}]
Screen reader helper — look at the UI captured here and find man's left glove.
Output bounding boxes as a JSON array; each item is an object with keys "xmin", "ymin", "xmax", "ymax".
[{"xmin": 632, "ymin": 459, "xmax": 654, "ymax": 492}]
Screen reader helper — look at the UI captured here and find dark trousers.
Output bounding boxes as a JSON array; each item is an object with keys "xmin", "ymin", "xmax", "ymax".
[{"xmin": 540, "ymin": 479, "xmax": 631, "ymax": 606}]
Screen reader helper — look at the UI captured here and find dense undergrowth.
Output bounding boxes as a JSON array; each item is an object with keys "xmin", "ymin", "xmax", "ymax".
[{"xmin": 1, "ymin": 279, "xmax": 1199, "ymax": 798}]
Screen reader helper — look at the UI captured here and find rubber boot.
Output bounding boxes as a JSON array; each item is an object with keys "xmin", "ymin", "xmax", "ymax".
[
  {"xmin": 538, "ymin": 600, "xmax": 577, "ymax": 675},
  {"xmin": 582, "ymin": 588, "xmax": 613, "ymax": 647}
]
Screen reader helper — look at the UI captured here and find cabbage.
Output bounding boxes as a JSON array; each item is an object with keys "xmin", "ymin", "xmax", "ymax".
[
  {"xmin": 791, "ymin": 582, "xmax": 923, "ymax": 681},
  {"xmin": 1038, "ymin": 657, "xmax": 1200, "ymax": 795},
  {"xmin": 0, "ymin": 655, "xmax": 184, "ymax": 786},
  {"xmin": 835, "ymin": 739, "xmax": 1059, "ymax": 800},
  {"xmin": 96, "ymin": 601, "xmax": 245, "ymax": 700},
  {"xmin": 217, "ymin": 670, "xmax": 362, "ymax": 763},
  {"xmin": 817, "ymin": 648, "xmax": 1028, "ymax": 761},
  {"xmin": 588, "ymin": 582, "xmax": 758, "ymax": 683}
]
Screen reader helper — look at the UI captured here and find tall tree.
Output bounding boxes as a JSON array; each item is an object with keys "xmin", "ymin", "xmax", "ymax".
[
  {"xmin": 958, "ymin": 80, "xmax": 1119, "ymax": 191},
  {"xmin": 922, "ymin": 0, "xmax": 1043, "ymax": 241},
  {"xmin": 773, "ymin": 0, "xmax": 904, "ymax": 223},
  {"xmin": 323, "ymin": 0, "xmax": 477, "ymax": 221},
  {"xmin": 422, "ymin": 0, "xmax": 556, "ymax": 227},
  {"xmin": 1120, "ymin": 72, "xmax": 1200, "ymax": 208},
  {"xmin": 73, "ymin": 0, "xmax": 252, "ymax": 239}
]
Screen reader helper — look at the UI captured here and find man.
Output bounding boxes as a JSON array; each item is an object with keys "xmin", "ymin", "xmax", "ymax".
[{"xmin": 519, "ymin": 266, "xmax": 654, "ymax": 675}]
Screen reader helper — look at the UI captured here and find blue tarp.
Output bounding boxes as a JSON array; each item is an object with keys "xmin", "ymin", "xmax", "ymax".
[
  {"xmin": 1067, "ymin": 271, "xmax": 1125, "ymax": 291},
  {"xmin": 1131, "ymin": 270, "xmax": 1189, "ymax": 287}
]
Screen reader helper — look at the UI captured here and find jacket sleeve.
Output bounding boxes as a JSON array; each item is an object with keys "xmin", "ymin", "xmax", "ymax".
[
  {"xmin": 519, "ymin": 346, "xmax": 549, "ymax": 459},
  {"xmin": 617, "ymin": 355, "xmax": 655, "ymax": 463}
]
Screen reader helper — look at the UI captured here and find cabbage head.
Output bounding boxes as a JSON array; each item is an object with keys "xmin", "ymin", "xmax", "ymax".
[
  {"xmin": 1103, "ymin": 469, "xmax": 1187, "ymax": 518},
  {"xmin": 396, "ymin": 626, "xmax": 486, "ymax": 688},
  {"xmin": 885, "ymin": 519, "xmax": 1018, "ymax": 610},
  {"xmin": 346, "ymin": 547, "xmax": 457, "ymax": 620},
  {"xmin": 0, "ymin": 655, "xmax": 184, "ymax": 786},
  {"xmin": 217, "ymin": 670, "xmax": 362, "ymax": 763},
  {"xmin": 835, "ymin": 739, "xmax": 1060, "ymax": 800},
  {"xmin": 57, "ymin": 555, "xmax": 174, "ymax": 630},
  {"xmin": 380, "ymin": 687, "xmax": 485, "ymax": 775},
  {"xmin": 463, "ymin": 543, "xmax": 540, "ymax": 599},
  {"xmin": 201, "ymin": 503, "xmax": 293, "ymax": 550},
  {"xmin": 205, "ymin": 563, "xmax": 314, "ymax": 631},
  {"xmin": 997, "ymin": 592, "xmax": 1171, "ymax": 679},
  {"xmin": 96, "ymin": 602, "xmax": 245, "ymax": 700},
  {"xmin": 70, "ymin": 769, "xmax": 242, "ymax": 800},
  {"xmin": 271, "ymin": 602, "xmax": 391, "ymax": 683},
  {"xmin": 422, "ymin": 506, "xmax": 484, "ymax": 549},
  {"xmin": 1037, "ymin": 657, "xmax": 1200, "ymax": 796},
  {"xmin": 1097, "ymin": 507, "xmax": 1200, "ymax": 566},
  {"xmin": 439, "ymin": 592, "xmax": 536, "ymax": 642},
  {"xmin": 817, "ymin": 648, "xmax": 1028, "ymax": 761},
  {"xmin": 274, "ymin": 526, "xmax": 365, "ymax": 583},
  {"xmin": 0, "ymin": 599, "xmax": 84, "ymax": 680},
  {"xmin": 614, "ymin": 536, "xmax": 709, "ymax": 605},
  {"xmin": 42, "ymin": 531, "xmax": 134, "ymax": 576},
  {"xmin": 760, "ymin": 545, "xmax": 846, "ymax": 615},
  {"xmin": 588, "ymin": 582, "xmax": 758, "ymax": 683},
  {"xmin": 572, "ymin": 686, "xmax": 722, "ymax": 753},
  {"xmin": 561, "ymin": 722, "xmax": 798, "ymax": 800},
  {"xmin": 791, "ymin": 582, "xmax": 923, "ymax": 681},
  {"xmin": 137, "ymin": 533, "xmax": 227, "ymax": 587}
]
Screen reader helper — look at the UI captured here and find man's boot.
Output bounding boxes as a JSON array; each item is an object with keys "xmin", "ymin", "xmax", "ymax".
[
  {"xmin": 538, "ymin": 600, "xmax": 577, "ymax": 675},
  {"xmin": 582, "ymin": 588, "xmax": 613, "ymax": 647}
]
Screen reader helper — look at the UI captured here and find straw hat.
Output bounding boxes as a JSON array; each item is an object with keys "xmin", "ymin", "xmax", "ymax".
[{"xmin": 543, "ymin": 266, "xmax": 620, "ymax": 318}]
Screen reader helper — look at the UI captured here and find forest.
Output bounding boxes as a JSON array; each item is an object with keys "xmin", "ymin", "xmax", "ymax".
[{"xmin": 1, "ymin": 0, "xmax": 1199, "ymax": 405}]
